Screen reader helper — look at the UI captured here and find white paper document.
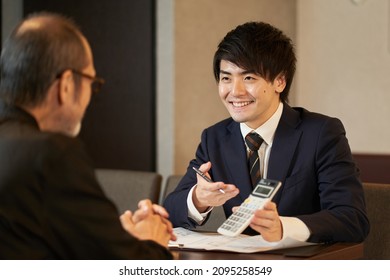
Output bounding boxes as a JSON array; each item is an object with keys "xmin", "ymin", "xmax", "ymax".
[{"xmin": 169, "ymin": 227, "xmax": 317, "ymax": 253}]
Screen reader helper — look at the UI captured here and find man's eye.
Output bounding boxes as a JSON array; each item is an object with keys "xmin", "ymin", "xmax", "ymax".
[{"xmin": 220, "ymin": 76, "xmax": 230, "ymax": 82}]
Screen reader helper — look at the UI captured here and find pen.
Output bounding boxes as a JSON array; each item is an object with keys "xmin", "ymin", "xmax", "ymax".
[
  {"xmin": 168, "ymin": 243, "xmax": 184, "ymax": 249},
  {"xmin": 192, "ymin": 166, "xmax": 225, "ymax": 194}
]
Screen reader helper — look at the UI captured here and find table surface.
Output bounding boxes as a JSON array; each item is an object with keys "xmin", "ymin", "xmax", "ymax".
[{"xmin": 171, "ymin": 242, "xmax": 364, "ymax": 260}]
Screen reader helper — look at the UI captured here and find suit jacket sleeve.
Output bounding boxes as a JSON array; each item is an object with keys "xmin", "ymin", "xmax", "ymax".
[
  {"xmin": 291, "ymin": 117, "xmax": 369, "ymax": 243},
  {"xmin": 163, "ymin": 128, "xmax": 213, "ymax": 229}
]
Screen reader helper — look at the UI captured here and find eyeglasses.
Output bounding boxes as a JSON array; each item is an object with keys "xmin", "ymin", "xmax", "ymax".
[{"xmin": 71, "ymin": 69, "xmax": 105, "ymax": 94}]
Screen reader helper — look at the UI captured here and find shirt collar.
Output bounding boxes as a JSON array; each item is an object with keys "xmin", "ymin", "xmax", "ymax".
[{"xmin": 240, "ymin": 102, "xmax": 283, "ymax": 146}]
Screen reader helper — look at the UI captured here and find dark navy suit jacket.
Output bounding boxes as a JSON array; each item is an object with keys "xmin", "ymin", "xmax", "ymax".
[{"xmin": 164, "ymin": 104, "xmax": 369, "ymax": 243}]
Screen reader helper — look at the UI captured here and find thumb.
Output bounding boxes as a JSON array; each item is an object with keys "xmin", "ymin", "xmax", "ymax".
[
  {"xmin": 199, "ymin": 161, "xmax": 212, "ymax": 173},
  {"xmin": 120, "ymin": 210, "xmax": 136, "ymax": 233}
]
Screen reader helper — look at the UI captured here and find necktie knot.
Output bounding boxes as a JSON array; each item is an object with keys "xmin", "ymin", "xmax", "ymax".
[{"xmin": 245, "ymin": 132, "xmax": 263, "ymax": 151}]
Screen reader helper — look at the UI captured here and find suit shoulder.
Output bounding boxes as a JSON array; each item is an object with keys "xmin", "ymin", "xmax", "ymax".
[
  {"xmin": 287, "ymin": 107, "xmax": 346, "ymax": 138},
  {"xmin": 30, "ymin": 132, "xmax": 82, "ymax": 154},
  {"xmin": 293, "ymin": 107, "xmax": 330, "ymax": 119},
  {"xmin": 0, "ymin": 121, "xmax": 83, "ymax": 157},
  {"xmin": 15, "ymin": 132, "xmax": 87, "ymax": 168},
  {"xmin": 292, "ymin": 107, "xmax": 342, "ymax": 125},
  {"xmin": 204, "ymin": 117, "xmax": 236, "ymax": 132}
]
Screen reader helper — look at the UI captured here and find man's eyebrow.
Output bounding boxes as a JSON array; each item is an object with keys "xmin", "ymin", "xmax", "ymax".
[
  {"xmin": 219, "ymin": 69, "xmax": 256, "ymax": 75},
  {"xmin": 219, "ymin": 70, "xmax": 231, "ymax": 75},
  {"xmin": 241, "ymin": 70, "xmax": 256, "ymax": 75}
]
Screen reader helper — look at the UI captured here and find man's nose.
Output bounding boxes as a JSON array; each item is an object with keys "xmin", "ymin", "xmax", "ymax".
[{"xmin": 231, "ymin": 79, "xmax": 245, "ymax": 96}]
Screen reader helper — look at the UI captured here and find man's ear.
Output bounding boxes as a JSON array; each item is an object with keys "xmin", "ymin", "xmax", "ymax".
[
  {"xmin": 57, "ymin": 70, "xmax": 74, "ymax": 105},
  {"xmin": 274, "ymin": 74, "xmax": 286, "ymax": 93}
]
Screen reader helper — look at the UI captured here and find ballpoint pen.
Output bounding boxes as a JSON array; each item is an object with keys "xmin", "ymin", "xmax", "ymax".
[{"xmin": 192, "ymin": 166, "xmax": 225, "ymax": 194}]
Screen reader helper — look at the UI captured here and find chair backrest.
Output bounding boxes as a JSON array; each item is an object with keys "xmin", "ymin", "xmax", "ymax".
[
  {"xmin": 161, "ymin": 175, "xmax": 183, "ymax": 200},
  {"xmin": 96, "ymin": 169, "xmax": 162, "ymax": 214},
  {"xmin": 362, "ymin": 182, "xmax": 390, "ymax": 259},
  {"xmin": 162, "ymin": 175, "xmax": 226, "ymax": 232}
]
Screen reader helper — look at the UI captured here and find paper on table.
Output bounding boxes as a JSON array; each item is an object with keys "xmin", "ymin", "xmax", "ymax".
[{"xmin": 169, "ymin": 227, "xmax": 317, "ymax": 253}]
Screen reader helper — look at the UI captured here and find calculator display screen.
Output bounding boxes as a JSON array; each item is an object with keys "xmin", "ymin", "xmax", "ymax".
[{"xmin": 253, "ymin": 185, "xmax": 273, "ymax": 197}]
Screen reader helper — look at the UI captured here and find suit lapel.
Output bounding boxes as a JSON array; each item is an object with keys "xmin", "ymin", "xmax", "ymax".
[
  {"xmin": 221, "ymin": 121, "xmax": 253, "ymax": 201},
  {"xmin": 268, "ymin": 104, "xmax": 302, "ymax": 203},
  {"xmin": 219, "ymin": 105, "xmax": 302, "ymax": 204}
]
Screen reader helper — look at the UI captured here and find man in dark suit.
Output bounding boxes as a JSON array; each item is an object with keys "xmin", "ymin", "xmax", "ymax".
[
  {"xmin": 0, "ymin": 12, "xmax": 174, "ymax": 259},
  {"xmin": 164, "ymin": 21, "xmax": 369, "ymax": 243}
]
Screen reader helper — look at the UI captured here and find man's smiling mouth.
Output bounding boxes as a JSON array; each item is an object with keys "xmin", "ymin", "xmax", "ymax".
[{"xmin": 230, "ymin": 101, "xmax": 253, "ymax": 108}]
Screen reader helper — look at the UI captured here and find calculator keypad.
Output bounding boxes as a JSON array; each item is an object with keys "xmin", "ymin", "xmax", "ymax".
[{"xmin": 219, "ymin": 197, "xmax": 265, "ymax": 232}]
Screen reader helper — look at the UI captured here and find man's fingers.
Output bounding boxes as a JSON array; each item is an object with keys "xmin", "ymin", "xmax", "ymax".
[
  {"xmin": 152, "ymin": 204, "xmax": 169, "ymax": 218},
  {"xmin": 120, "ymin": 210, "xmax": 135, "ymax": 232}
]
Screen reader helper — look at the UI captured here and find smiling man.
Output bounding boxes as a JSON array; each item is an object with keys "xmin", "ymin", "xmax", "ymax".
[{"xmin": 164, "ymin": 21, "xmax": 369, "ymax": 243}]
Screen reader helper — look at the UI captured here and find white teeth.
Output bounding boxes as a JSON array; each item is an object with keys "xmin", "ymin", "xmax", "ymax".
[{"xmin": 232, "ymin": 101, "xmax": 251, "ymax": 107}]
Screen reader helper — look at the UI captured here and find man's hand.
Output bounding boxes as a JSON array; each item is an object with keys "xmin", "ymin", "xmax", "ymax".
[
  {"xmin": 249, "ymin": 201, "xmax": 283, "ymax": 242},
  {"xmin": 119, "ymin": 199, "xmax": 176, "ymax": 247},
  {"xmin": 193, "ymin": 161, "xmax": 239, "ymax": 212},
  {"xmin": 131, "ymin": 199, "xmax": 170, "ymax": 222}
]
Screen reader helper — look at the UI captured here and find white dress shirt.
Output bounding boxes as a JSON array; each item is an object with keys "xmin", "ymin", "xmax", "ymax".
[{"xmin": 187, "ymin": 102, "xmax": 310, "ymax": 241}]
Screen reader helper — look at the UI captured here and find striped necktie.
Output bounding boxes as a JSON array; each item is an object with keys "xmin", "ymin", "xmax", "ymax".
[{"xmin": 245, "ymin": 132, "xmax": 263, "ymax": 187}]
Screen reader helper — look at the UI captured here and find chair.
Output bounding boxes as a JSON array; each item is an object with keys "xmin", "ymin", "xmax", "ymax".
[
  {"xmin": 161, "ymin": 175, "xmax": 183, "ymax": 200},
  {"xmin": 162, "ymin": 175, "xmax": 226, "ymax": 232},
  {"xmin": 95, "ymin": 169, "xmax": 162, "ymax": 214},
  {"xmin": 362, "ymin": 182, "xmax": 390, "ymax": 259}
]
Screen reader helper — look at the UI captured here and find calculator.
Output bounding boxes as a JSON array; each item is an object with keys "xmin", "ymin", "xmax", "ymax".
[{"xmin": 217, "ymin": 179, "xmax": 282, "ymax": 237}]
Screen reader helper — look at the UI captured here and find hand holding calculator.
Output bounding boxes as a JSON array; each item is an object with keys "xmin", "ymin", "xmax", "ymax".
[{"xmin": 217, "ymin": 179, "xmax": 281, "ymax": 237}]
